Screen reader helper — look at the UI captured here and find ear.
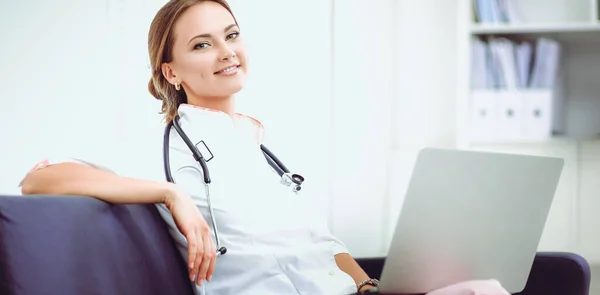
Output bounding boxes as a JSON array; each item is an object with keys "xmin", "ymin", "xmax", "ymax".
[{"xmin": 161, "ymin": 62, "xmax": 179, "ymax": 86}]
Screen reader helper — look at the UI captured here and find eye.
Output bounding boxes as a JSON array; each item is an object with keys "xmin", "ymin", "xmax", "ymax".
[
  {"xmin": 226, "ymin": 32, "xmax": 239, "ymax": 41},
  {"xmin": 193, "ymin": 42, "xmax": 210, "ymax": 50}
]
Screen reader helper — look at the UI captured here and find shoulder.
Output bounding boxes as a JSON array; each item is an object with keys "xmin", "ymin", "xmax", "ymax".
[
  {"xmin": 234, "ymin": 113, "xmax": 266, "ymax": 144},
  {"xmin": 166, "ymin": 132, "xmax": 209, "ymax": 197}
]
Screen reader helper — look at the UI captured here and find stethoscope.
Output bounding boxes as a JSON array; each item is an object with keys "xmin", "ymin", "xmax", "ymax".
[{"xmin": 162, "ymin": 114, "xmax": 305, "ymax": 257}]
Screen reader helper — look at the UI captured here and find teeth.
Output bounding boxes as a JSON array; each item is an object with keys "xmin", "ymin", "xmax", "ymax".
[{"xmin": 220, "ymin": 66, "xmax": 237, "ymax": 73}]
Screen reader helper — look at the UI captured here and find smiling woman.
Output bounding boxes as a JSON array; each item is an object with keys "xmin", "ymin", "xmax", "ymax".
[
  {"xmin": 19, "ymin": 0, "xmax": 375, "ymax": 294},
  {"xmin": 143, "ymin": 1, "xmax": 374, "ymax": 294},
  {"xmin": 17, "ymin": 1, "xmax": 512, "ymax": 295},
  {"xmin": 148, "ymin": 0, "xmax": 246, "ymax": 123}
]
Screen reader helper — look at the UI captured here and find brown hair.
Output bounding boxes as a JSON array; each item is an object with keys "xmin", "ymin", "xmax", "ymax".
[{"xmin": 147, "ymin": 0, "xmax": 238, "ymax": 122}]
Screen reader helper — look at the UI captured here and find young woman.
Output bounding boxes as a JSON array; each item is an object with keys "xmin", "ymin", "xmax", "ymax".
[{"xmin": 20, "ymin": 1, "xmax": 509, "ymax": 294}]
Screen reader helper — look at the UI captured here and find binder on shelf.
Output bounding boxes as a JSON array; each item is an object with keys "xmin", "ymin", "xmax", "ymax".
[
  {"xmin": 469, "ymin": 90, "xmax": 497, "ymax": 141},
  {"xmin": 522, "ymin": 89, "xmax": 556, "ymax": 138},
  {"xmin": 468, "ymin": 35, "xmax": 563, "ymax": 143},
  {"xmin": 494, "ymin": 90, "xmax": 523, "ymax": 139},
  {"xmin": 473, "ymin": 0, "xmax": 522, "ymax": 24},
  {"xmin": 469, "ymin": 88, "xmax": 563, "ymax": 142},
  {"xmin": 515, "ymin": 42, "xmax": 532, "ymax": 88}
]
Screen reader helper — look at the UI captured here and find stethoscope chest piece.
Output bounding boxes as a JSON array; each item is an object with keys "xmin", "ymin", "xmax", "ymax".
[{"xmin": 280, "ymin": 173, "xmax": 304, "ymax": 193}]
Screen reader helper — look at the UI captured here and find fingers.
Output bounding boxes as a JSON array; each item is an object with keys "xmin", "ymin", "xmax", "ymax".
[
  {"xmin": 192, "ymin": 228, "xmax": 205, "ymax": 285},
  {"xmin": 207, "ymin": 244, "xmax": 217, "ymax": 282},
  {"xmin": 196, "ymin": 229, "xmax": 216, "ymax": 285},
  {"xmin": 186, "ymin": 230, "xmax": 198, "ymax": 281}
]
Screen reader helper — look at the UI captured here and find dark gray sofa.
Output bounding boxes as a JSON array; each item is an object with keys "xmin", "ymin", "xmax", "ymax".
[{"xmin": 0, "ymin": 195, "xmax": 591, "ymax": 295}]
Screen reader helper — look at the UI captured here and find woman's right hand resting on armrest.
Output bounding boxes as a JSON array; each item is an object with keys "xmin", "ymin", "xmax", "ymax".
[{"xmin": 20, "ymin": 162, "xmax": 216, "ymax": 286}]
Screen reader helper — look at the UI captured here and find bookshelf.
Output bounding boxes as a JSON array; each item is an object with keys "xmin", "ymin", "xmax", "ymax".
[
  {"xmin": 470, "ymin": 23, "xmax": 600, "ymax": 35},
  {"xmin": 457, "ymin": 0, "xmax": 600, "ymax": 265}
]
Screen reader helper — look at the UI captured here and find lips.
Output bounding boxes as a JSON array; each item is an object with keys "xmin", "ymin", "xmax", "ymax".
[{"xmin": 214, "ymin": 65, "xmax": 240, "ymax": 75}]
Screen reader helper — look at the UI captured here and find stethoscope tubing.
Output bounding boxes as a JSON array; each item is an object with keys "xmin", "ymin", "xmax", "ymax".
[{"xmin": 163, "ymin": 114, "xmax": 304, "ymax": 258}]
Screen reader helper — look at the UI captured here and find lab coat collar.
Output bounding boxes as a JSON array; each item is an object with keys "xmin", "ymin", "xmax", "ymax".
[{"xmin": 176, "ymin": 104, "xmax": 266, "ymax": 145}]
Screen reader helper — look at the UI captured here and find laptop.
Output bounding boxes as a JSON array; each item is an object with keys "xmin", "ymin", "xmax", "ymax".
[{"xmin": 363, "ymin": 148, "xmax": 563, "ymax": 294}]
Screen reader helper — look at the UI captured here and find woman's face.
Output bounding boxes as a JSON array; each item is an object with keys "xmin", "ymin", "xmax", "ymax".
[{"xmin": 163, "ymin": 1, "xmax": 247, "ymax": 99}]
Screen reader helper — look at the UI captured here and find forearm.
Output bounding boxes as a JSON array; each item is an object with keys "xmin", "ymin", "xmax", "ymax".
[
  {"xmin": 21, "ymin": 162, "xmax": 176, "ymax": 204},
  {"xmin": 334, "ymin": 253, "xmax": 370, "ymax": 289}
]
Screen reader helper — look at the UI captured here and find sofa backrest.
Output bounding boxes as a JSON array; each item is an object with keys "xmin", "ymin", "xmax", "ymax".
[{"xmin": 0, "ymin": 195, "xmax": 194, "ymax": 295}]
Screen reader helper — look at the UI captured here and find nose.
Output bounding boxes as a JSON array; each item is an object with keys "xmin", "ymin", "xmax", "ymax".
[{"xmin": 220, "ymin": 45, "xmax": 236, "ymax": 62}]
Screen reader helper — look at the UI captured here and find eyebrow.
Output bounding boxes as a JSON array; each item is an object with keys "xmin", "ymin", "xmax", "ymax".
[{"xmin": 187, "ymin": 24, "xmax": 238, "ymax": 45}]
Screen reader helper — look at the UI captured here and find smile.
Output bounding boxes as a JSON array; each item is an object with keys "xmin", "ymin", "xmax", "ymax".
[{"xmin": 214, "ymin": 65, "xmax": 240, "ymax": 76}]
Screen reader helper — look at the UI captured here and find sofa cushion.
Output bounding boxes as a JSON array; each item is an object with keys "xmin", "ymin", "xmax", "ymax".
[{"xmin": 0, "ymin": 195, "xmax": 194, "ymax": 295}]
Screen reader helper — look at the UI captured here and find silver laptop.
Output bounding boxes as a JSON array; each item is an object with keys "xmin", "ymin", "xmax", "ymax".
[{"xmin": 377, "ymin": 148, "xmax": 563, "ymax": 294}]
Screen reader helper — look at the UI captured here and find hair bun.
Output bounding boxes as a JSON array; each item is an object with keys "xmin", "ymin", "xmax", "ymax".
[{"xmin": 148, "ymin": 77, "xmax": 163, "ymax": 101}]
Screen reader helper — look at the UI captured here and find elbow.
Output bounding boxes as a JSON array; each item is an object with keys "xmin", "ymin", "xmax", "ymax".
[
  {"xmin": 20, "ymin": 170, "xmax": 62, "ymax": 195},
  {"xmin": 20, "ymin": 163, "xmax": 108, "ymax": 197},
  {"xmin": 20, "ymin": 182, "xmax": 33, "ymax": 195},
  {"xmin": 20, "ymin": 175, "xmax": 45, "ymax": 195},
  {"xmin": 19, "ymin": 163, "xmax": 83, "ymax": 196}
]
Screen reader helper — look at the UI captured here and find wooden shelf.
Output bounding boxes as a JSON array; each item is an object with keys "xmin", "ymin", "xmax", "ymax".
[
  {"xmin": 458, "ymin": 0, "xmax": 600, "ymax": 261},
  {"xmin": 467, "ymin": 136, "xmax": 600, "ymax": 147},
  {"xmin": 470, "ymin": 22, "xmax": 600, "ymax": 34}
]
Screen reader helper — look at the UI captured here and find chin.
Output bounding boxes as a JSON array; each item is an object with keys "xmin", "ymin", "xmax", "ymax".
[
  {"xmin": 228, "ymin": 84, "xmax": 245, "ymax": 95},
  {"xmin": 222, "ymin": 77, "xmax": 246, "ymax": 94},
  {"xmin": 211, "ymin": 84, "xmax": 244, "ymax": 98}
]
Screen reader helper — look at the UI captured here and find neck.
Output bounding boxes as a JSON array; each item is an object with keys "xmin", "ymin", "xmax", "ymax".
[{"xmin": 186, "ymin": 95, "xmax": 235, "ymax": 117}]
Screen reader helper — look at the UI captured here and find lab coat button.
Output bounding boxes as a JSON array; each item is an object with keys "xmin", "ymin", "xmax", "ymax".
[{"xmin": 329, "ymin": 270, "xmax": 335, "ymax": 276}]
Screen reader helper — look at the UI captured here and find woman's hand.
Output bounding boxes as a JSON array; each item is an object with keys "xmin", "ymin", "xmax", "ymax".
[
  {"xmin": 358, "ymin": 284, "xmax": 378, "ymax": 293},
  {"xmin": 164, "ymin": 185, "xmax": 216, "ymax": 286}
]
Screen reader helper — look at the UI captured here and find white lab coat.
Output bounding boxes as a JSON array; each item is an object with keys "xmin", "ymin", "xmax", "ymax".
[
  {"xmin": 18, "ymin": 103, "xmax": 513, "ymax": 295},
  {"xmin": 155, "ymin": 104, "xmax": 358, "ymax": 295},
  {"xmin": 17, "ymin": 104, "xmax": 357, "ymax": 295}
]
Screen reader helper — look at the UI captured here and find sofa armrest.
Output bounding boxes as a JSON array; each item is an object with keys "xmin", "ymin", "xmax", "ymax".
[
  {"xmin": 355, "ymin": 252, "xmax": 591, "ymax": 295},
  {"xmin": 514, "ymin": 252, "xmax": 590, "ymax": 295},
  {"xmin": 0, "ymin": 194, "xmax": 194, "ymax": 295}
]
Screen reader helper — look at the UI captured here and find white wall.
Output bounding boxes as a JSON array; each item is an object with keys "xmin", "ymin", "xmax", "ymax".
[
  {"xmin": 0, "ymin": 0, "xmax": 459, "ymax": 258},
  {"xmin": 330, "ymin": 0, "xmax": 395, "ymax": 257},
  {"xmin": 385, "ymin": 0, "xmax": 459, "ymax": 254},
  {"xmin": 228, "ymin": 0, "xmax": 335, "ymax": 235},
  {"xmin": 0, "ymin": 0, "xmax": 127, "ymax": 188}
]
